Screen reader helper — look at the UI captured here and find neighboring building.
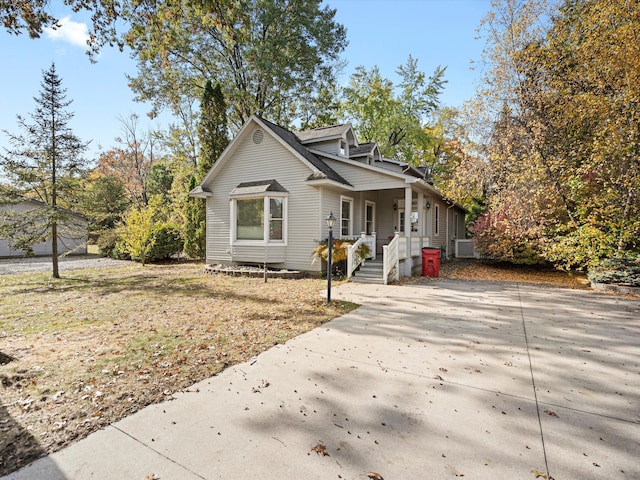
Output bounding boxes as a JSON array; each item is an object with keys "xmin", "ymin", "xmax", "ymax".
[
  {"xmin": 190, "ymin": 115, "xmax": 467, "ymax": 283},
  {"xmin": 0, "ymin": 198, "xmax": 88, "ymax": 258}
]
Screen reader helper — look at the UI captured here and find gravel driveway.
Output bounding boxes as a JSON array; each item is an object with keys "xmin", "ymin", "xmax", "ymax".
[{"xmin": 0, "ymin": 256, "xmax": 132, "ymax": 275}]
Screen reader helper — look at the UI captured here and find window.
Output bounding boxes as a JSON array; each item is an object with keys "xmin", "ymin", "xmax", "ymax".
[
  {"xmin": 237, "ymin": 198, "xmax": 264, "ymax": 240},
  {"xmin": 234, "ymin": 196, "xmax": 287, "ymax": 243},
  {"xmin": 340, "ymin": 196, "xmax": 353, "ymax": 237},
  {"xmin": 269, "ymin": 198, "xmax": 284, "ymax": 240},
  {"xmin": 434, "ymin": 205, "xmax": 440, "ymax": 235},
  {"xmin": 231, "ymin": 180, "xmax": 288, "ymax": 244},
  {"xmin": 365, "ymin": 201, "xmax": 375, "ymax": 235}
]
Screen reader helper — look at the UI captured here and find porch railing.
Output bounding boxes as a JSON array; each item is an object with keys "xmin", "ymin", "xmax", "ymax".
[
  {"xmin": 415, "ymin": 236, "xmax": 431, "ymax": 255},
  {"xmin": 346, "ymin": 233, "xmax": 367, "ymax": 279},
  {"xmin": 342, "ymin": 233, "xmax": 376, "ymax": 260},
  {"xmin": 397, "ymin": 236, "xmax": 431, "ymax": 259},
  {"xmin": 364, "ymin": 232, "xmax": 376, "ymax": 260},
  {"xmin": 383, "ymin": 233, "xmax": 400, "ymax": 285},
  {"xmin": 398, "ymin": 235, "xmax": 407, "ymax": 259}
]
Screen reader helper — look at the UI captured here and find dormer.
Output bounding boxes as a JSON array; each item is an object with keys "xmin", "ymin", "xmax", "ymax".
[
  {"xmin": 295, "ymin": 123, "xmax": 358, "ymax": 158},
  {"xmin": 348, "ymin": 142, "xmax": 381, "ymax": 165}
]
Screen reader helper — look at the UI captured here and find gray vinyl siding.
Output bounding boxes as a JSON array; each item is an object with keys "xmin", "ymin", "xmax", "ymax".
[
  {"xmin": 430, "ymin": 200, "xmax": 446, "ymax": 251},
  {"xmin": 427, "ymin": 199, "xmax": 466, "ymax": 254},
  {"xmin": 323, "ymin": 159, "xmax": 406, "ymax": 191},
  {"xmin": 319, "ymin": 188, "xmax": 341, "ymax": 240},
  {"xmin": 306, "ymin": 140, "xmax": 340, "ymax": 156},
  {"xmin": 203, "ymin": 125, "xmax": 323, "ymax": 272}
]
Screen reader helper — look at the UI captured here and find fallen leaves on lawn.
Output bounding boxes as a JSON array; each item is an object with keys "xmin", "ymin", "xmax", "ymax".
[
  {"xmin": 434, "ymin": 259, "xmax": 588, "ymax": 289},
  {"xmin": 0, "ymin": 264, "xmax": 356, "ymax": 476}
]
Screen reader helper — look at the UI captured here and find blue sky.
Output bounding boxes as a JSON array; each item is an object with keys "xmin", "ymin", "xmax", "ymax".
[{"xmin": 0, "ymin": 0, "xmax": 490, "ymax": 161}]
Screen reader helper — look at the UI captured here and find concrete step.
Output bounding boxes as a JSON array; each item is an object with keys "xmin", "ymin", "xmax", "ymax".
[
  {"xmin": 351, "ymin": 260, "xmax": 384, "ymax": 284},
  {"xmin": 350, "ymin": 275, "xmax": 384, "ymax": 285}
]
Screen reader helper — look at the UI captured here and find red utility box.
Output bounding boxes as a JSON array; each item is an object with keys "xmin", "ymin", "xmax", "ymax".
[{"xmin": 421, "ymin": 248, "xmax": 441, "ymax": 277}]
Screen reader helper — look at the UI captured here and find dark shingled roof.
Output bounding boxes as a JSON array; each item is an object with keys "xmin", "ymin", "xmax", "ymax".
[
  {"xmin": 349, "ymin": 142, "xmax": 377, "ymax": 157},
  {"xmin": 230, "ymin": 179, "xmax": 288, "ymax": 196},
  {"xmin": 256, "ymin": 116, "xmax": 352, "ymax": 187},
  {"xmin": 294, "ymin": 124, "xmax": 352, "ymax": 143}
]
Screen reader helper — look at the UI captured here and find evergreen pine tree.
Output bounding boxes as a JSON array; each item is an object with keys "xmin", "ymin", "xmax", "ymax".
[
  {"xmin": 197, "ymin": 80, "xmax": 228, "ymax": 179},
  {"xmin": 0, "ymin": 63, "xmax": 89, "ymax": 278},
  {"xmin": 183, "ymin": 80, "xmax": 229, "ymax": 258}
]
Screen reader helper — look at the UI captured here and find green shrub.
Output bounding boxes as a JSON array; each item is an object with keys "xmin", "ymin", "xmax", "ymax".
[
  {"xmin": 145, "ymin": 225, "xmax": 183, "ymax": 262},
  {"xmin": 97, "ymin": 230, "xmax": 129, "ymax": 260},
  {"xmin": 117, "ymin": 204, "xmax": 184, "ymax": 265},
  {"xmin": 588, "ymin": 257, "xmax": 640, "ymax": 287}
]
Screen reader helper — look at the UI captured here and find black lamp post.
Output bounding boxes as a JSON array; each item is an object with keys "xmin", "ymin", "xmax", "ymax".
[{"xmin": 326, "ymin": 211, "xmax": 336, "ymax": 303}]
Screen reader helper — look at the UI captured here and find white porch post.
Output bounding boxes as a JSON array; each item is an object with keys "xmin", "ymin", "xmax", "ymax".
[
  {"xmin": 404, "ymin": 186, "xmax": 412, "ymax": 276},
  {"xmin": 417, "ymin": 192, "xmax": 424, "ymax": 251}
]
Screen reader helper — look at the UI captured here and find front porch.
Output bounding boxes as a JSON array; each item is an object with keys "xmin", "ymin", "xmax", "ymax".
[
  {"xmin": 341, "ymin": 232, "xmax": 432, "ymax": 284},
  {"xmin": 331, "ymin": 184, "xmax": 450, "ymax": 284}
]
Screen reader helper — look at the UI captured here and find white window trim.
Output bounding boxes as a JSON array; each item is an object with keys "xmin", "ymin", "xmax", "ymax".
[
  {"xmin": 230, "ymin": 194, "xmax": 288, "ymax": 246},
  {"xmin": 340, "ymin": 195, "xmax": 354, "ymax": 238},
  {"xmin": 365, "ymin": 200, "xmax": 376, "ymax": 235}
]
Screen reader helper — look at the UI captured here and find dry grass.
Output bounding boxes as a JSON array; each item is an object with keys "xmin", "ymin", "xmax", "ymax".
[{"xmin": 0, "ymin": 263, "xmax": 357, "ymax": 475}]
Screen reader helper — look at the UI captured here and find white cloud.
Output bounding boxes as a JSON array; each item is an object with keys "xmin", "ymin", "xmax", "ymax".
[{"xmin": 44, "ymin": 16, "xmax": 90, "ymax": 48}]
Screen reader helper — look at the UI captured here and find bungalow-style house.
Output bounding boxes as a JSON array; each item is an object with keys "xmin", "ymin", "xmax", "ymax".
[
  {"xmin": 190, "ymin": 115, "xmax": 467, "ymax": 283},
  {"xmin": 0, "ymin": 198, "xmax": 88, "ymax": 258}
]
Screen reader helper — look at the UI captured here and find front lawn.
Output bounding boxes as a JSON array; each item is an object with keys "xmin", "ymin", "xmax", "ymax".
[{"xmin": 0, "ymin": 263, "xmax": 356, "ymax": 475}]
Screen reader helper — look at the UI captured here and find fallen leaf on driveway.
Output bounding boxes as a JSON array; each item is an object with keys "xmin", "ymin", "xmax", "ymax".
[
  {"xmin": 544, "ymin": 410, "xmax": 558, "ymax": 417},
  {"xmin": 531, "ymin": 469, "xmax": 554, "ymax": 479},
  {"xmin": 311, "ymin": 443, "xmax": 330, "ymax": 456},
  {"xmin": 366, "ymin": 472, "xmax": 384, "ymax": 480}
]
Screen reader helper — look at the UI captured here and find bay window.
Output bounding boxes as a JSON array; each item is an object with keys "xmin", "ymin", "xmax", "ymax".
[{"xmin": 230, "ymin": 180, "xmax": 288, "ymax": 244}]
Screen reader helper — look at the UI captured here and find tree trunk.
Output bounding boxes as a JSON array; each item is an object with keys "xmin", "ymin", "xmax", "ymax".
[{"xmin": 52, "ymin": 221, "xmax": 59, "ymax": 278}]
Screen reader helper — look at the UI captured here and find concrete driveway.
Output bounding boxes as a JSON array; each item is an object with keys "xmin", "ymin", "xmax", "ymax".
[{"xmin": 3, "ymin": 280, "xmax": 639, "ymax": 480}]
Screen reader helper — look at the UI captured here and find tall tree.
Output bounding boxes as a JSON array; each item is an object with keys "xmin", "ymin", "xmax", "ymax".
[
  {"xmin": 340, "ymin": 57, "xmax": 446, "ymax": 163},
  {"xmin": 0, "ymin": 62, "xmax": 89, "ymax": 278},
  {"xmin": 468, "ymin": 0, "xmax": 640, "ymax": 268},
  {"xmin": 95, "ymin": 114, "xmax": 160, "ymax": 207},
  {"xmin": 517, "ymin": 0, "xmax": 640, "ymax": 266},
  {"xmin": 80, "ymin": 173, "xmax": 131, "ymax": 239},
  {"xmin": 1, "ymin": 0, "xmax": 135, "ymax": 57},
  {"xmin": 184, "ymin": 79, "xmax": 229, "ymax": 259},
  {"xmin": 197, "ymin": 80, "xmax": 228, "ymax": 178},
  {"xmin": 124, "ymin": 0, "xmax": 347, "ymax": 129}
]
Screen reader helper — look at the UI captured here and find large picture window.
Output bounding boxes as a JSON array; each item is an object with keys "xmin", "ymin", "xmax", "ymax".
[{"xmin": 237, "ymin": 198, "xmax": 265, "ymax": 240}]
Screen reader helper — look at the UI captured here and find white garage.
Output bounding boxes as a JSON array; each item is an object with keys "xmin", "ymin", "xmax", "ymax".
[{"xmin": 0, "ymin": 198, "xmax": 88, "ymax": 258}]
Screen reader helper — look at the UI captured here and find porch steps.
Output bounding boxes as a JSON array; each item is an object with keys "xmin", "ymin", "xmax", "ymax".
[{"xmin": 350, "ymin": 259, "xmax": 384, "ymax": 284}]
